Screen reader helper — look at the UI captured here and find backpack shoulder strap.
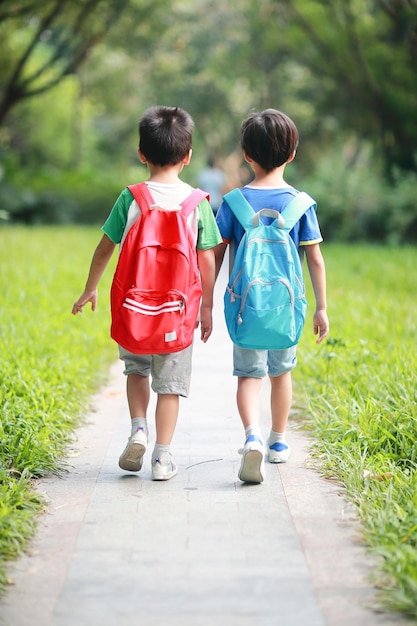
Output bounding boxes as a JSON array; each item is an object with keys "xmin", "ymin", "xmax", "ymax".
[
  {"xmin": 127, "ymin": 182, "xmax": 154, "ymax": 215},
  {"xmin": 224, "ymin": 188, "xmax": 316, "ymax": 232},
  {"xmin": 180, "ymin": 188, "xmax": 209, "ymax": 218},
  {"xmin": 223, "ymin": 188, "xmax": 254, "ymax": 230},
  {"xmin": 281, "ymin": 192, "xmax": 316, "ymax": 232},
  {"xmin": 128, "ymin": 184, "xmax": 208, "ymax": 218}
]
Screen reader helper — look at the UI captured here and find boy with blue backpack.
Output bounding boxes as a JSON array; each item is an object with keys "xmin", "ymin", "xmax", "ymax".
[{"xmin": 214, "ymin": 108, "xmax": 329, "ymax": 484}]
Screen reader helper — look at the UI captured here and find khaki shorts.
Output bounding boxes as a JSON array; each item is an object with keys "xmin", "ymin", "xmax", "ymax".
[{"xmin": 119, "ymin": 344, "xmax": 193, "ymax": 397}]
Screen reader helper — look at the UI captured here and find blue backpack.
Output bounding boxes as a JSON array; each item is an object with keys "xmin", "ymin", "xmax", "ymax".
[{"xmin": 223, "ymin": 189, "xmax": 316, "ymax": 350}]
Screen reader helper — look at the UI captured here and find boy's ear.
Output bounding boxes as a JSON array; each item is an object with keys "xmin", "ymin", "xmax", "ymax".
[
  {"xmin": 287, "ymin": 150, "xmax": 297, "ymax": 163},
  {"xmin": 183, "ymin": 148, "xmax": 192, "ymax": 165},
  {"xmin": 138, "ymin": 149, "xmax": 147, "ymax": 164},
  {"xmin": 243, "ymin": 151, "xmax": 253, "ymax": 164}
]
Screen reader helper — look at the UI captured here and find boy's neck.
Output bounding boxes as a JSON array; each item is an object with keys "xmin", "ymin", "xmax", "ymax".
[
  {"xmin": 146, "ymin": 163, "xmax": 185, "ymax": 184},
  {"xmin": 248, "ymin": 163, "xmax": 290, "ymax": 188}
]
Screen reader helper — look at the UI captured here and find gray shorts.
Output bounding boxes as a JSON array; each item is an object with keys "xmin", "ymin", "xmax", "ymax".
[
  {"xmin": 233, "ymin": 344, "xmax": 297, "ymax": 378},
  {"xmin": 119, "ymin": 344, "xmax": 193, "ymax": 397}
]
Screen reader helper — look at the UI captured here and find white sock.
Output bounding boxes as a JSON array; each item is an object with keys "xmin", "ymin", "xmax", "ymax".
[
  {"xmin": 152, "ymin": 443, "xmax": 170, "ymax": 462},
  {"xmin": 245, "ymin": 426, "xmax": 263, "ymax": 442},
  {"xmin": 131, "ymin": 417, "xmax": 148, "ymax": 439},
  {"xmin": 268, "ymin": 429, "xmax": 286, "ymax": 444}
]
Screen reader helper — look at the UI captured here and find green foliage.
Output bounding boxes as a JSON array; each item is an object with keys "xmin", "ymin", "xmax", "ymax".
[
  {"xmin": 0, "ymin": 165, "xmax": 141, "ymax": 224},
  {"xmin": 0, "ymin": 0, "xmax": 129, "ymax": 124},
  {"xmin": 1, "ymin": 0, "xmax": 416, "ymax": 238},
  {"xmin": 0, "ymin": 226, "xmax": 117, "ymax": 592},
  {"xmin": 281, "ymin": 0, "xmax": 417, "ymax": 176},
  {"xmin": 299, "ymin": 142, "xmax": 417, "ymax": 243},
  {"xmin": 2, "ymin": 0, "xmax": 417, "ymax": 179},
  {"xmin": 295, "ymin": 244, "xmax": 417, "ymax": 617},
  {"xmin": 0, "ymin": 470, "xmax": 43, "ymax": 590}
]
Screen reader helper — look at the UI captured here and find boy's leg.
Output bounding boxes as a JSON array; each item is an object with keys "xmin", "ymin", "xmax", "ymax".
[
  {"xmin": 266, "ymin": 348, "xmax": 297, "ymax": 463},
  {"xmin": 118, "ymin": 349, "xmax": 151, "ymax": 472},
  {"xmin": 236, "ymin": 376, "xmax": 262, "ymax": 429},
  {"xmin": 234, "ymin": 346, "xmax": 266, "ymax": 483},
  {"xmin": 269, "ymin": 371, "xmax": 292, "ymax": 433},
  {"xmin": 155, "ymin": 393, "xmax": 179, "ymax": 444},
  {"xmin": 150, "ymin": 346, "xmax": 193, "ymax": 480},
  {"xmin": 127, "ymin": 373, "xmax": 150, "ymax": 420},
  {"xmin": 151, "ymin": 393, "xmax": 180, "ymax": 481}
]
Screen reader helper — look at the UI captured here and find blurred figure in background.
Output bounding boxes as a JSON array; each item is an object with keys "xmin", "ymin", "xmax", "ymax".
[{"xmin": 197, "ymin": 155, "xmax": 227, "ymax": 214}]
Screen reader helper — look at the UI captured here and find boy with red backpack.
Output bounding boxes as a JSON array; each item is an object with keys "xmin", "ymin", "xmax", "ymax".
[{"xmin": 72, "ymin": 105, "xmax": 221, "ymax": 481}]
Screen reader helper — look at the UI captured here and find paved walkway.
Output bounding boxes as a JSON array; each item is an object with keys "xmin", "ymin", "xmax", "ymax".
[{"xmin": 0, "ymin": 263, "xmax": 410, "ymax": 626}]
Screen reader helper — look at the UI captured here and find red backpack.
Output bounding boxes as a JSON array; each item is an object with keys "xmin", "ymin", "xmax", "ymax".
[{"xmin": 110, "ymin": 182, "xmax": 208, "ymax": 354}]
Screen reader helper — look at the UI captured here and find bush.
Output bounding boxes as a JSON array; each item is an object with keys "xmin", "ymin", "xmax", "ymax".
[
  {"xmin": 298, "ymin": 143, "xmax": 417, "ymax": 244},
  {"xmin": 0, "ymin": 166, "xmax": 142, "ymax": 225},
  {"xmin": 1, "ymin": 141, "xmax": 417, "ymax": 242}
]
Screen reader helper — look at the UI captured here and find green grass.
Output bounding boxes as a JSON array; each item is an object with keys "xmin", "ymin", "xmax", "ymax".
[
  {"xmin": 1, "ymin": 232, "xmax": 417, "ymax": 618},
  {"xmin": 0, "ymin": 225, "xmax": 117, "ymax": 591},
  {"xmin": 295, "ymin": 244, "xmax": 417, "ymax": 618}
]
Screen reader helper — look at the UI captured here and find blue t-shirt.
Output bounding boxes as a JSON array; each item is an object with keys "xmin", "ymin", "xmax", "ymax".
[{"xmin": 216, "ymin": 186, "xmax": 322, "ymax": 250}]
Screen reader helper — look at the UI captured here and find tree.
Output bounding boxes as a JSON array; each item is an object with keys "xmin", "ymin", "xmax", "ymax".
[
  {"xmin": 274, "ymin": 0, "xmax": 417, "ymax": 176},
  {"xmin": 0, "ymin": 0, "xmax": 130, "ymax": 126},
  {"xmin": 2, "ymin": 0, "xmax": 416, "ymax": 180}
]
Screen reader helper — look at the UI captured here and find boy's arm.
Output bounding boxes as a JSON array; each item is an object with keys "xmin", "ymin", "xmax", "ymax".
[
  {"xmin": 213, "ymin": 242, "xmax": 228, "ymax": 280},
  {"xmin": 304, "ymin": 243, "xmax": 329, "ymax": 344},
  {"xmin": 196, "ymin": 247, "xmax": 216, "ymax": 343},
  {"xmin": 72, "ymin": 234, "xmax": 116, "ymax": 315}
]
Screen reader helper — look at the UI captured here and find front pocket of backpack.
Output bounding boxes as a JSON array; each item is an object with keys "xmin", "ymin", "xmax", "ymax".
[
  {"xmin": 236, "ymin": 279, "xmax": 298, "ymax": 348},
  {"xmin": 120, "ymin": 289, "xmax": 187, "ymax": 350}
]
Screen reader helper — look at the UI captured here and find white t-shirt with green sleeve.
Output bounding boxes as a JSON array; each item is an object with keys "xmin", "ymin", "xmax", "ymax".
[{"xmin": 102, "ymin": 181, "xmax": 222, "ymax": 250}]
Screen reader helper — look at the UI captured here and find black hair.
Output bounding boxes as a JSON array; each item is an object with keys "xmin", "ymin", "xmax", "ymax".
[
  {"xmin": 240, "ymin": 109, "xmax": 299, "ymax": 172},
  {"xmin": 139, "ymin": 105, "xmax": 194, "ymax": 166}
]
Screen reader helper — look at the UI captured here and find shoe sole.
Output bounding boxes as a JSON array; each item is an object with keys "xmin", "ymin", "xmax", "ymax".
[
  {"xmin": 238, "ymin": 450, "xmax": 264, "ymax": 483},
  {"xmin": 118, "ymin": 443, "xmax": 146, "ymax": 472}
]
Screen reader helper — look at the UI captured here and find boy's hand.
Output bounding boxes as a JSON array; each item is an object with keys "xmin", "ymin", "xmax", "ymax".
[
  {"xmin": 313, "ymin": 309, "xmax": 329, "ymax": 344},
  {"xmin": 199, "ymin": 303, "xmax": 213, "ymax": 342},
  {"xmin": 72, "ymin": 289, "xmax": 98, "ymax": 315}
]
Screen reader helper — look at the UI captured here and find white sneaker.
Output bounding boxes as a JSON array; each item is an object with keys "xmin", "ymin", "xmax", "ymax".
[
  {"xmin": 267, "ymin": 441, "xmax": 290, "ymax": 463},
  {"xmin": 151, "ymin": 455, "xmax": 178, "ymax": 481},
  {"xmin": 118, "ymin": 428, "xmax": 147, "ymax": 472},
  {"xmin": 238, "ymin": 435, "xmax": 265, "ymax": 483}
]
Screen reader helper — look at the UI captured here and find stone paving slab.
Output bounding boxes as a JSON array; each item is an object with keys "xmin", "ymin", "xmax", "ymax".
[{"xmin": 0, "ymin": 261, "xmax": 410, "ymax": 626}]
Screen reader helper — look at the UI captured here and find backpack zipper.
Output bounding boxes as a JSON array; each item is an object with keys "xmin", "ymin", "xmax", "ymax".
[
  {"xmin": 237, "ymin": 278, "xmax": 294, "ymax": 325},
  {"xmin": 226, "ymin": 269, "xmax": 242, "ymax": 303}
]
